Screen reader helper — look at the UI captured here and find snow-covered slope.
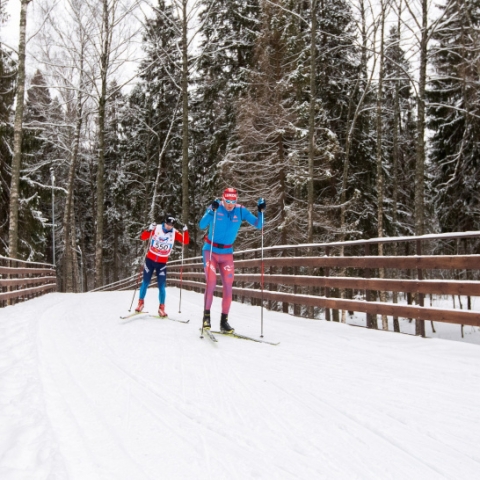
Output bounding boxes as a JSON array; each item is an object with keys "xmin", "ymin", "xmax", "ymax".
[{"xmin": 1, "ymin": 289, "xmax": 480, "ymax": 479}]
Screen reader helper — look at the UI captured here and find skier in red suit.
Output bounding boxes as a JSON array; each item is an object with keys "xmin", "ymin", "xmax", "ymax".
[{"xmin": 135, "ymin": 214, "xmax": 189, "ymax": 317}]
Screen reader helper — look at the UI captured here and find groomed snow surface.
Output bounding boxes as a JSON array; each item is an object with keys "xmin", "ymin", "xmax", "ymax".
[{"xmin": 1, "ymin": 289, "xmax": 480, "ymax": 480}]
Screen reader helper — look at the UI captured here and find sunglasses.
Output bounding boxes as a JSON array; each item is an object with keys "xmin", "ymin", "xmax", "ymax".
[{"xmin": 224, "ymin": 199, "xmax": 236, "ymax": 204}]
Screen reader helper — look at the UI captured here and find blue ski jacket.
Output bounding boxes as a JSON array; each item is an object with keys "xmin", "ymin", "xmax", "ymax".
[{"xmin": 199, "ymin": 202, "xmax": 263, "ymax": 255}]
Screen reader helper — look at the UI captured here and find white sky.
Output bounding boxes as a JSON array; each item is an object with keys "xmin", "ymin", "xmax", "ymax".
[
  {"xmin": 0, "ymin": 0, "xmax": 21, "ymax": 50},
  {"xmin": 0, "ymin": 0, "xmax": 203, "ymax": 93}
]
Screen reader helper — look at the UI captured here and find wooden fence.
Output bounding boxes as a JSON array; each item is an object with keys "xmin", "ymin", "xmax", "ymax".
[
  {"xmin": 0, "ymin": 255, "xmax": 57, "ymax": 307},
  {"xmin": 166, "ymin": 231, "xmax": 480, "ymax": 336},
  {"xmin": 93, "ymin": 231, "xmax": 480, "ymax": 336}
]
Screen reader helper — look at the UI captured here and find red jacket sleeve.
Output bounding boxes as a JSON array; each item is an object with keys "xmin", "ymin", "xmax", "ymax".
[
  {"xmin": 175, "ymin": 229, "xmax": 189, "ymax": 245},
  {"xmin": 140, "ymin": 230, "xmax": 152, "ymax": 241}
]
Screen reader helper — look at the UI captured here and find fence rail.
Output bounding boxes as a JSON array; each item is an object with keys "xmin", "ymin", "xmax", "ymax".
[
  {"xmin": 166, "ymin": 231, "xmax": 480, "ymax": 335},
  {"xmin": 0, "ymin": 256, "xmax": 57, "ymax": 306},
  {"xmin": 92, "ymin": 231, "xmax": 480, "ymax": 336}
]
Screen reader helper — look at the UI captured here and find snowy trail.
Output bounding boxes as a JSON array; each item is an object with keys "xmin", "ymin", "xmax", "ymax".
[{"xmin": 1, "ymin": 289, "xmax": 480, "ymax": 479}]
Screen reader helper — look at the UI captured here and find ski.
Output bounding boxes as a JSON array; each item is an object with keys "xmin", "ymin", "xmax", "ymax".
[
  {"xmin": 200, "ymin": 328, "xmax": 218, "ymax": 342},
  {"xmin": 120, "ymin": 311, "xmax": 149, "ymax": 320},
  {"xmin": 210, "ymin": 331, "xmax": 280, "ymax": 346},
  {"xmin": 147, "ymin": 315, "xmax": 190, "ymax": 324}
]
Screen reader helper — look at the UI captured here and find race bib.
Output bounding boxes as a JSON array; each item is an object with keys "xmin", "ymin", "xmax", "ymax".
[{"xmin": 149, "ymin": 229, "xmax": 174, "ymax": 257}]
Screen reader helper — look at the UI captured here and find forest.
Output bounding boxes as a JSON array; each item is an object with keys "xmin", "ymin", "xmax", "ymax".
[{"xmin": 1, "ymin": 0, "xmax": 479, "ymax": 292}]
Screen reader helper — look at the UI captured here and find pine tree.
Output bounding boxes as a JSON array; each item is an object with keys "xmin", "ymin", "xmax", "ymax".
[
  {"xmin": 20, "ymin": 69, "xmax": 57, "ymax": 261},
  {"xmin": 383, "ymin": 26, "xmax": 416, "ymax": 236},
  {"xmin": 103, "ymin": 82, "xmax": 132, "ymax": 284},
  {"xmin": 118, "ymin": 0, "xmax": 183, "ymax": 270},
  {"xmin": 0, "ymin": 5, "xmax": 16, "ymax": 254},
  {"xmin": 222, "ymin": 0, "xmax": 337, "ymax": 248},
  {"xmin": 315, "ymin": 0, "xmax": 374, "ymax": 240},
  {"xmin": 190, "ymin": 0, "xmax": 261, "ymax": 251},
  {"xmin": 428, "ymin": 0, "xmax": 480, "ymax": 232}
]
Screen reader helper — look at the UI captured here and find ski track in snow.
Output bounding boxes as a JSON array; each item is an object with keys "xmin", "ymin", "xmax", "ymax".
[{"xmin": 1, "ymin": 289, "xmax": 480, "ymax": 479}]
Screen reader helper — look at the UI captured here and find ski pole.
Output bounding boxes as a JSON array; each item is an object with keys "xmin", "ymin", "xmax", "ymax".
[
  {"xmin": 201, "ymin": 208, "xmax": 217, "ymax": 338},
  {"xmin": 178, "ymin": 226, "xmax": 185, "ymax": 313},
  {"xmin": 128, "ymin": 226, "xmax": 154, "ymax": 312},
  {"xmin": 260, "ymin": 210, "xmax": 265, "ymax": 337}
]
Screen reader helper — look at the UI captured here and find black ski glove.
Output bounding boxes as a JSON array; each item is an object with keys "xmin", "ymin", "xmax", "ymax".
[
  {"xmin": 210, "ymin": 199, "xmax": 220, "ymax": 211},
  {"xmin": 257, "ymin": 198, "xmax": 266, "ymax": 212}
]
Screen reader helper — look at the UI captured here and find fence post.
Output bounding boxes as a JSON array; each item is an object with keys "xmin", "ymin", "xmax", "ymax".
[
  {"xmin": 293, "ymin": 247, "xmax": 300, "ymax": 316},
  {"xmin": 325, "ymin": 246, "xmax": 331, "ymax": 321},
  {"xmin": 364, "ymin": 243, "xmax": 376, "ymax": 329},
  {"xmin": 464, "ymin": 238, "xmax": 472, "ymax": 311},
  {"xmin": 268, "ymin": 265, "xmax": 277, "ymax": 310},
  {"xmin": 281, "ymin": 250, "xmax": 289, "ymax": 313},
  {"xmin": 392, "ymin": 240, "xmax": 400, "ymax": 332},
  {"xmin": 405, "ymin": 242, "xmax": 413, "ymax": 318},
  {"xmin": 415, "ymin": 239, "xmax": 426, "ymax": 337}
]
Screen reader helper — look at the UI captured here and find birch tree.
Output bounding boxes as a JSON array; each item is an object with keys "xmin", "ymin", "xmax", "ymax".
[
  {"xmin": 159, "ymin": 0, "xmax": 210, "ymax": 226},
  {"xmin": 375, "ymin": 0, "xmax": 389, "ymax": 330},
  {"xmin": 383, "ymin": 18, "xmax": 417, "ymax": 331},
  {"xmin": 401, "ymin": 0, "xmax": 446, "ymax": 235},
  {"xmin": 36, "ymin": 0, "xmax": 96, "ymax": 290},
  {"xmin": 8, "ymin": 0, "xmax": 32, "ymax": 258},
  {"xmin": 81, "ymin": 0, "xmax": 141, "ymax": 288}
]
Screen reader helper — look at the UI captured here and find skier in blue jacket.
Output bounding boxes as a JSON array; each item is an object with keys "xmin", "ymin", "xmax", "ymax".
[{"xmin": 199, "ymin": 187, "xmax": 266, "ymax": 333}]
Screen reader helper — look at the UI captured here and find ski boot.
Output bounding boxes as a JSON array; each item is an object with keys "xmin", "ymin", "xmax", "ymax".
[
  {"xmin": 220, "ymin": 313, "xmax": 234, "ymax": 334},
  {"xmin": 135, "ymin": 299, "xmax": 144, "ymax": 312},
  {"xmin": 158, "ymin": 304, "xmax": 167, "ymax": 318},
  {"xmin": 202, "ymin": 310, "xmax": 211, "ymax": 329}
]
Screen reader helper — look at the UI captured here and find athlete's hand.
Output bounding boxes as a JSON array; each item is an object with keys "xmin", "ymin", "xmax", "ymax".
[
  {"xmin": 210, "ymin": 199, "xmax": 220, "ymax": 211},
  {"xmin": 183, "ymin": 225, "xmax": 188, "ymax": 231},
  {"xmin": 148, "ymin": 222, "xmax": 157, "ymax": 231},
  {"xmin": 257, "ymin": 198, "xmax": 266, "ymax": 212}
]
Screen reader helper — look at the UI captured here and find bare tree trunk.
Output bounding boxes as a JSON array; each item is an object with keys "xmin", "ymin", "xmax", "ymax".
[
  {"xmin": 339, "ymin": 0, "xmax": 375, "ymax": 321},
  {"xmin": 392, "ymin": 1, "xmax": 402, "ymax": 333},
  {"xmin": 339, "ymin": 0, "xmax": 375, "ymax": 236},
  {"xmin": 376, "ymin": 0, "xmax": 388, "ymax": 330},
  {"xmin": 307, "ymin": 0, "xmax": 317, "ymax": 243},
  {"xmin": 181, "ymin": 0, "xmax": 189, "ymax": 226},
  {"xmin": 8, "ymin": 0, "xmax": 32, "ymax": 258},
  {"xmin": 278, "ymin": 134, "xmax": 289, "ymax": 314},
  {"xmin": 94, "ymin": 0, "xmax": 110, "ymax": 288},
  {"xmin": 150, "ymin": 99, "xmax": 180, "ymax": 220},
  {"xmin": 70, "ymin": 199, "xmax": 79, "ymax": 292},
  {"xmin": 64, "ymin": 59, "xmax": 85, "ymax": 292},
  {"xmin": 415, "ymin": 0, "xmax": 428, "ymax": 236}
]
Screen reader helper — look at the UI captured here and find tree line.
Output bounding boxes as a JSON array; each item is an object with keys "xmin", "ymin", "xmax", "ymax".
[{"xmin": 0, "ymin": 0, "xmax": 479, "ymax": 292}]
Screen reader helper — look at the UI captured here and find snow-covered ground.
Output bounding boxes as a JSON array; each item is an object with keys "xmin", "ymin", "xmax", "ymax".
[{"xmin": 1, "ymin": 288, "xmax": 480, "ymax": 479}]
